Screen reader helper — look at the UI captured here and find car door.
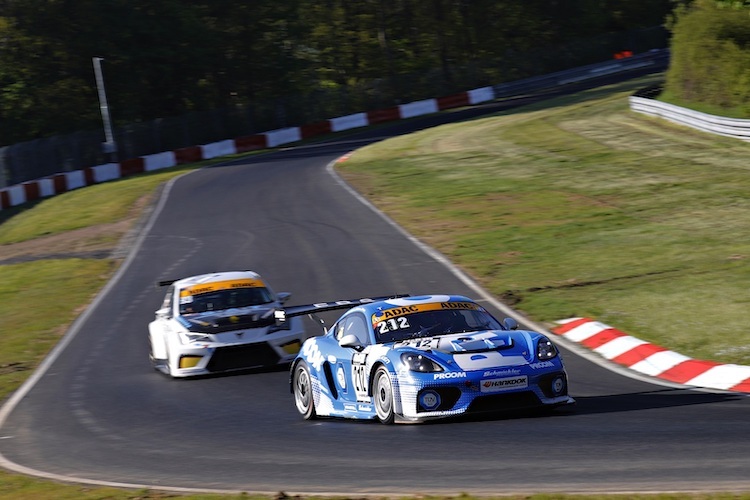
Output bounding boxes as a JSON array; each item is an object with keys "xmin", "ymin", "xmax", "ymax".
[{"xmin": 329, "ymin": 313, "xmax": 371, "ymax": 403}]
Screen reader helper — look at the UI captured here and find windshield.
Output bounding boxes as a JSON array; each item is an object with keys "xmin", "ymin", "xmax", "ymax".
[
  {"xmin": 373, "ymin": 304, "xmax": 504, "ymax": 343},
  {"xmin": 179, "ymin": 286, "xmax": 273, "ymax": 314}
]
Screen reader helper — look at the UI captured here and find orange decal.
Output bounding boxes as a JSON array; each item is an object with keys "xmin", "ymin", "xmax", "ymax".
[{"xmin": 180, "ymin": 279, "xmax": 266, "ymax": 297}]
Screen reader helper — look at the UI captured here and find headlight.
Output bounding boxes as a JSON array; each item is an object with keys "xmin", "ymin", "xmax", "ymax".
[
  {"xmin": 401, "ymin": 352, "xmax": 443, "ymax": 372},
  {"xmin": 537, "ymin": 337, "xmax": 558, "ymax": 360},
  {"xmin": 181, "ymin": 331, "xmax": 211, "ymax": 344}
]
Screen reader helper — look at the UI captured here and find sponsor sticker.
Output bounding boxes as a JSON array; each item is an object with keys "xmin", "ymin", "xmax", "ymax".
[
  {"xmin": 480, "ymin": 376, "xmax": 528, "ymax": 393},
  {"xmin": 301, "ymin": 341, "xmax": 325, "ymax": 370},
  {"xmin": 180, "ymin": 278, "xmax": 266, "ymax": 297},
  {"xmin": 371, "ymin": 301, "xmax": 483, "ymax": 326},
  {"xmin": 433, "ymin": 371, "xmax": 466, "ymax": 380},
  {"xmin": 529, "ymin": 361, "xmax": 555, "ymax": 370},
  {"xmin": 483, "ymin": 369, "xmax": 521, "ymax": 377},
  {"xmin": 419, "ymin": 390, "xmax": 441, "ymax": 410}
]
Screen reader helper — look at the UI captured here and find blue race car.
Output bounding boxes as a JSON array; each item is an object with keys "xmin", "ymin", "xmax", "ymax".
[{"xmin": 286, "ymin": 294, "xmax": 574, "ymax": 424}]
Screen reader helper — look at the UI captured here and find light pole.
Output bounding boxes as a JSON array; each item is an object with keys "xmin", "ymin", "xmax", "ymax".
[{"xmin": 92, "ymin": 56, "xmax": 118, "ymax": 162}]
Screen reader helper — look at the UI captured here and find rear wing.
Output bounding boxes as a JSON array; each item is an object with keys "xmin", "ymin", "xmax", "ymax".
[{"xmin": 275, "ymin": 294, "xmax": 409, "ymax": 330}]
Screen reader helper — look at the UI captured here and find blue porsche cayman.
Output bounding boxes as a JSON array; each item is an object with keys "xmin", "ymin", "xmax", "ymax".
[{"xmin": 287, "ymin": 294, "xmax": 574, "ymax": 424}]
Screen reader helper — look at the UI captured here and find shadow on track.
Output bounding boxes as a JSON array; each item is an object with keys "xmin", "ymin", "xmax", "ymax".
[{"xmin": 567, "ymin": 388, "xmax": 743, "ymax": 415}]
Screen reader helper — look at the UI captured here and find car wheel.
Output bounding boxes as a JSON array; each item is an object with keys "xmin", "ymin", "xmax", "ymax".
[
  {"xmin": 293, "ymin": 361, "xmax": 317, "ymax": 420},
  {"xmin": 373, "ymin": 366, "xmax": 395, "ymax": 424}
]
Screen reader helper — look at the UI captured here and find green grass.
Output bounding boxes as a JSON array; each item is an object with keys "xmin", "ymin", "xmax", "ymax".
[
  {"xmin": 0, "ymin": 260, "xmax": 113, "ymax": 401},
  {"xmin": 0, "ymin": 166, "xmax": 195, "ymax": 244},
  {"xmin": 339, "ymin": 74, "xmax": 750, "ymax": 364},
  {"xmin": 1, "ymin": 74, "xmax": 750, "ymax": 498}
]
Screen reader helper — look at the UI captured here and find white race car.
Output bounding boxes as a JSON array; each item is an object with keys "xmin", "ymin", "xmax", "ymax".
[{"xmin": 148, "ymin": 270, "xmax": 308, "ymax": 378}]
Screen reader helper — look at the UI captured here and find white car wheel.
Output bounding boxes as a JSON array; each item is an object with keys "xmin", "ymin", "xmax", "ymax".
[
  {"xmin": 373, "ymin": 366, "xmax": 395, "ymax": 424},
  {"xmin": 293, "ymin": 361, "xmax": 317, "ymax": 420}
]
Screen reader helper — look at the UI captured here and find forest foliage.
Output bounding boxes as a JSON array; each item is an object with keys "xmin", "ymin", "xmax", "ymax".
[
  {"xmin": 0, "ymin": 0, "xmax": 674, "ymax": 147},
  {"xmin": 664, "ymin": 0, "xmax": 750, "ymax": 116}
]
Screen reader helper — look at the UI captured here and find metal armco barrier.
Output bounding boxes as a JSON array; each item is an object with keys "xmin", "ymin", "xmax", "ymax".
[{"xmin": 629, "ymin": 95, "xmax": 750, "ymax": 142}]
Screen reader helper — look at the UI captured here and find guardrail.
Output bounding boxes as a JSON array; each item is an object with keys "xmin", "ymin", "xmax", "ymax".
[
  {"xmin": 493, "ymin": 49, "xmax": 669, "ymax": 97},
  {"xmin": 629, "ymin": 93, "xmax": 750, "ymax": 142}
]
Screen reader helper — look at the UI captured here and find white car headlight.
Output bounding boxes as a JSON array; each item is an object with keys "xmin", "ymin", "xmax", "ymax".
[
  {"xmin": 401, "ymin": 352, "xmax": 443, "ymax": 372},
  {"xmin": 180, "ymin": 331, "xmax": 211, "ymax": 344},
  {"xmin": 537, "ymin": 337, "xmax": 559, "ymax": 360}
]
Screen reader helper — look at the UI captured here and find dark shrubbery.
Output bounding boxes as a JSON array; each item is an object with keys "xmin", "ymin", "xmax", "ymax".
[{"xmin": 665, "ymin": 0, "xmax": 750, "ymax": 117}]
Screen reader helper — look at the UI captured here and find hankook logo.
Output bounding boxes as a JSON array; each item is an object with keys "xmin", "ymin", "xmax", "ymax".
[{"xmin": 480, "ymin": 376, "xmax": 528, "ymax": 393}]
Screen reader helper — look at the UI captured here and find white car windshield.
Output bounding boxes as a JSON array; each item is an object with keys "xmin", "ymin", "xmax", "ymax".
[
  {"xmin": 179, "ymin": 287, "xmax": 273, "ymax": 314},
  {"xmin": 374, "ymin": 308, "xmax": 504, "ymax": 343}
]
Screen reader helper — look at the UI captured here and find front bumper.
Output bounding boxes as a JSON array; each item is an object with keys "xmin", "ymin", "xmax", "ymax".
[
  {"xmin": 165, "ymin": 334, "xmax": 305, "ymax": 377},
  {"xmin": 394, "ymin": 368, "xmax": 574, "ymax": 421}
]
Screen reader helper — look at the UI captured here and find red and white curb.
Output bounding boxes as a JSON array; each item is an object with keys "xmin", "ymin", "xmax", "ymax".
[
  {"xmin": 553, "ymin": 317, "xmax": 750, "ymax": 393},
  {"xmin": 0, "ymin": 88, "xmax": 494, "ymax": 211}
]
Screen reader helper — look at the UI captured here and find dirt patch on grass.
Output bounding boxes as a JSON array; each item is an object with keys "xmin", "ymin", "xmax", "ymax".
[
  {"xmin": 0, "ymin": 221, "xmax": 128, "ymax": 264},
  {"xmin": 0, "ymin": 193, "xmax": 154, "ymax": 265}
]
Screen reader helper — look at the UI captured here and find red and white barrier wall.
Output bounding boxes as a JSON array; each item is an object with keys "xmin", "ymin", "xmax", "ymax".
[
  {"xmin": 0, "ymin": 86, "xmax": 494, "ymax": 211},
  {"xmin": 554, "ymin": 318, "xmax": 750, "ymax": 393}
]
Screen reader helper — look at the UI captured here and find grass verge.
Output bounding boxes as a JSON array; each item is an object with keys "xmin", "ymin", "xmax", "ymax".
[{"xmin": 338, "ymin": 74, "xmax": 750, "ymax": 365}]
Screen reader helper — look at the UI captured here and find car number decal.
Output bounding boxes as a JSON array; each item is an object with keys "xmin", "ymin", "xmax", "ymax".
[
  {"xmin": 376, "ymin": 317, "xmax": 410, "ymax": 335},
  {"xmin": 351, "ymin": 351, "xmax": 369, "ymax": 402}
]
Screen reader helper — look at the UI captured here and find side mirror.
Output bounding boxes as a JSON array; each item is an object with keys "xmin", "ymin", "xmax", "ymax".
[
  {"xmin": 277, "ymin": 292, "xmax": 291, "ymax": 304},
  {"xmin": 274, "ymin": 309, "xmax": 287, "ymax": 326},
  {"xmin": 339, "ymin": 334, "xmax": 365, "ymax": 351},
  {"xmin": 503, "ymin": 317, "xmax": 518, "ymax": 330}
]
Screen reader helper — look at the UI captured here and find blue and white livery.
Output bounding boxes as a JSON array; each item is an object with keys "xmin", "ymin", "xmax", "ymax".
[{"xmin": 288, "ymin": 294, "xmax": 574, "ymax": 423}]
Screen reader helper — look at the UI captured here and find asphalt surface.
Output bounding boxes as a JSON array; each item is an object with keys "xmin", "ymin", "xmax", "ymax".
[{"xmin": 1, "ymin": 71, "xmax": 750, "ymax": 496}]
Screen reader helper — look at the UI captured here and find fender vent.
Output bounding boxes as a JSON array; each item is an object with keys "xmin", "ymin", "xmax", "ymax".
[{"xmin": 322, "ymin": 362, "xmax": 338, "ymax": 399}]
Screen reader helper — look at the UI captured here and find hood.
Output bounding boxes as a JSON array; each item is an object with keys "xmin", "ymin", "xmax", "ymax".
[
  {"xmin": 393, "ymin": 330, "xmax": 535, "ymax": 369},
  {"xmin": 179, "ymin": 306, "xmax": 276, "ymax": 333}
]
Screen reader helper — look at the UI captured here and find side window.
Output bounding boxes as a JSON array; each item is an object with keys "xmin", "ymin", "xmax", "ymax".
[
  {"xmin": 343, "ymin": 314, "xmax": 370, "ymax": 346},
  {"xmin": 335, "ymin": 321, "xmax": 347, "ymax": 341}
]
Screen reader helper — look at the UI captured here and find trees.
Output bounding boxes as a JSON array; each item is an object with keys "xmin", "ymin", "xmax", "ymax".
[
  {"xmin": 0, "ymin": 1, "xmax": 674, "ymax": 147},
  {"xmin": 665, "ymin": 0, "xmax": 750, "ymax": 115}
]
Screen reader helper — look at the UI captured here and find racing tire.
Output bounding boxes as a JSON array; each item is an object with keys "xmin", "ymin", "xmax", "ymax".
[
  {"xmin": 293, "ymin": 361, "xmax": 317, "ymax": 420},
  {"xmin": 373, "ymin": 366, "xmax": 395, "ymax": 424}
]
